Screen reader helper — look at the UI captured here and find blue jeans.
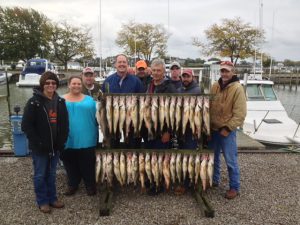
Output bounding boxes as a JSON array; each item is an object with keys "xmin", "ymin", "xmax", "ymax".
[
  {"xmin": 32, "ymin": 152, "xmax": 59, "ymax": 206},
  {"xmin": 209, "ymin": 130, "xmax": 240, "ymax": 191}
]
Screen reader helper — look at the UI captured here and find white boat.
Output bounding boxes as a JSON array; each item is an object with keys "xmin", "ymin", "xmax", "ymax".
[
  {"xmin": 0, "ymin": 71, "xmax": 12, "ymax": 85},
  {"xmin": 241, "ymin": 79, "xmax": 300, "ymax": 146},
  {"xmin": 16, "ymin": 58, "xmax": 57, "ymax": 87}
]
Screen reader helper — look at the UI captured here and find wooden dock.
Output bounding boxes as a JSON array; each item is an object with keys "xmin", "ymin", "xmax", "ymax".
[{"xmin": 237, "ymin": 130, "xmax": 266, "ymax": 150}]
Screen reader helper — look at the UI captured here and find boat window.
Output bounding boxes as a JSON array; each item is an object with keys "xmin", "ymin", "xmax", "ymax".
[
  {"xmin": 261, "ymin": 85, "xmax": 277, "ymax": 101},
  {"xmin": 246, "ymin": 84, "xmax": 265, "ymax": 100}
]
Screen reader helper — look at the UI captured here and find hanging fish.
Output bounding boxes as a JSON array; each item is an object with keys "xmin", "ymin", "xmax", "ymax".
[
  {"xmin": 182, "ymin": 97, "xmax": 190, "ymax": 135},
  {"xmin": 164, "ymin": 96, "xmax": 170, "ymax": 129},
  {"xmin": 188, "ymin": 154, "xmax": 195, "ymax": 185},
  {"xmin": 189, "ymin": 96, "xmax": 196, "ymax": 136},
  {"xmin": 163, "ymin": 153, "xmax": 171, "ymax": 191},
  {"xmin": 120, "ymin": 152, "xmax": 126, "ymax": 185},
  {"xmin": 95, "ymin": 153, "xmax": 101, "ymax": 183},
  {"xmin": 106, "ymin": 96, "xmax": 113, "ymax": 134},
  {"xmin": 145, "ymin": 152, "xmax": 152, "ymax": 184},
  {"xmin": 113, "ymin": 152, "xmax": 123, "ymax": 186},
  {"xmin": 175, "ymin": 96, "xmax": 183, "ymax": 133},
  {"xmin": 170, "ymin": 153, "xmax": 177, "ymax": 184},
  {"xmin": 158, "ymin": 96, "xmax": 165, "ymax": 133},
  {"xmin": 207, "ymin": 153, "xmax": 214, "ymax": 188},
  {"xmin": 169, "ymin": 96, "xmax": 176, "ymax": 131},
  {"xmin": 200, "ymin": 154, "xmax": 208, "ymax": 191},
  {"xmin": 113, "ymin": 96, "xmax": 120, "ymax": 135},
  {"xmin": 139, "ymin": 153, "xmax": 146, "ymax": 193},
  {"xmin": 119, "ymin": 96, "xmax": 126, "ymax": 139},
  {"xmin": 194, "ymin": 96, "xmax": 203, "ymax": 140},
  {"xmin": 176, "ymin": 153, "xmax": 182, "ymax": 184},
  {"xmin": 203, "ymin": 97, "xmax": 210, "ymax": 136},
  {"xmin": 182, "ymin": 154, "xmax": 188, "ymax": 182}
]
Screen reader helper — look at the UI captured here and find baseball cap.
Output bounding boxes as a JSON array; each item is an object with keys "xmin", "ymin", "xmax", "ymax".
[
  {"xmin": 136, "ymin": 60, "xmax": 147, "ymax": 69},
  {"xmin": 182, "ymin": 69, "xmax": 194, "ymax": 77},
  {"xmin": 82, "ymin": 67, "xmax": 94, "ymax": 74},
  {"xmin": 170, "ymin": 61, "xmax": 181, "ymax": 69},
  {"xmin": 220, "ymin": 61, "xmax": 234, "ymax": 71}
]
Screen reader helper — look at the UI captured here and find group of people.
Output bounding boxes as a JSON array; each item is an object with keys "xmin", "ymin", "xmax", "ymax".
[{"xmin": 21, "ymin": 54, "xmax": 246, "ymax": 214}]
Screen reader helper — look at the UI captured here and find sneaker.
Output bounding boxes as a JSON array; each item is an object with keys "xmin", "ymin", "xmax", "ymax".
[
  {"xmin": 39, "ymin": 204, "xmax": 51, "ymax": 213},
  {"xmin": 50, "ymin": 200, "xmax": 65, "ymax": 208},
  {"xmin": 225, "ymin": 189, "xmax": 239, "ymax": 199},
  {"xmin": 64, "ymin": 186, "xmax": 78, "ymax": 196}
]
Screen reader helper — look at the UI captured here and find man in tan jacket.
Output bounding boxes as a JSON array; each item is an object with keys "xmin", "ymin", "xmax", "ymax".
[{"xmin": 210, "ymin": 61, "xmax": 247, "ymax": 199}]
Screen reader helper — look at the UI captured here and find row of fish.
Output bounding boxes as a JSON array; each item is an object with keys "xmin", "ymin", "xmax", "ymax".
[
  {"xmin": 96, "ymin": 152, "xmax": 214, "ymax": 192},
  {"xmin": 96, "ymin": 95, "xmax": 210, "ymax": 146}
]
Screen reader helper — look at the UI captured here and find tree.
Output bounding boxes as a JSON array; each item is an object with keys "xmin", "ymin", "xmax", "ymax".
[
  {"xmin": 51, "ymin": 21, "xmax": 94, "ymax": 70},
  {"xmin": 0, "ymin": 7, "xmax": 52, "ymax": 61},
  {"xmin": 193, "ymin": 17, "xmax": 265, "ymax": 65},
  {"xmin": 116, "ymin": 21, "xmax": 169, "ymax": 62}
]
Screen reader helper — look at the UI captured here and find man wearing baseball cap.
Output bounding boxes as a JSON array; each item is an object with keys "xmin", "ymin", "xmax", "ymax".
[
  {"xmin": 179, "ymin": 69, "xmax": 201, "ymax": 94},
  {"xmin": 135, "ymin": 60, "xmax": 152, "ymax": 92},
  {"xmin": 81, "ymin": 67, "xmax": 101, "ymax": 99},
  {"xmin": 209, "ymin": 61, "xmax": 247, "ymax": 199},
  {"xmin": 169, "ymin": 61, "xmax": 182, "ymax": 89}
]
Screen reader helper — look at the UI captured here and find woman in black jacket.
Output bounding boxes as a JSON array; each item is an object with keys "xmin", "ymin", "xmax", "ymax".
[{"xmin": 21, "ymin": 71, "xmax": 69, "ymax": 213}]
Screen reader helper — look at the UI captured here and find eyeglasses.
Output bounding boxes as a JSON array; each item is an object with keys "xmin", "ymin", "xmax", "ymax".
[
  {"xmin": 220, "ymin": 61, "xmax": 234, "ymax": 66},
  {"xmin": 45, "ymin": 81, "xmax": 57, "ymax": 85}
]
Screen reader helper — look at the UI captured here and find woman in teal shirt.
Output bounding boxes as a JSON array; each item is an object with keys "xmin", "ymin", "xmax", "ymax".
[{"xmin": 62, "ymin": 76, "xmax": 98, "ymax": 196}]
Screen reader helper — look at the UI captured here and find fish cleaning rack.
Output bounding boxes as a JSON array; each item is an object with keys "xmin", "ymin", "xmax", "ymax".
[{"xmin": 96, "ymin": 93, "xmax": 215, "ymax": 218}]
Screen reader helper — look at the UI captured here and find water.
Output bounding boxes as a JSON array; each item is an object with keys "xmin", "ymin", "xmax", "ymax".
[{"xmin": 0, "ymin": 83, "xmax": 300, "ymax": 149}]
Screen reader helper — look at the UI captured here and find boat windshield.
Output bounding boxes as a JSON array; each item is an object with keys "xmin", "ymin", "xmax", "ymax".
[
  {"xmin": 21, "ymin": 61, "xmax": 47, "ymax": 75},
  {"xmin": 246, "ymin": 84, "xmax": 277, "ymax": 101}
]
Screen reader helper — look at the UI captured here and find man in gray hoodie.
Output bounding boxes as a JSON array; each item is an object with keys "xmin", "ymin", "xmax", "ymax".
[{"xmin": 179, "ymin": 69, "xmax": 201, "ymax": 94}]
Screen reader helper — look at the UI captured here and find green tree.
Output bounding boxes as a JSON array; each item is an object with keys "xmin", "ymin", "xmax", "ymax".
[
  {"xmin": 0, "ymin": 7, "xmax": 52, "ymax": 61},
  {"xmin": 116, "ymin": 21, "xmax": 169, "ymax": 62},
  {"xmin": 51, "ymin": 21, "xmax": 94, "ymax": 70},
  {"xmin": 193, "ymin": 17, "xmax": 265, "ymax": 65}
]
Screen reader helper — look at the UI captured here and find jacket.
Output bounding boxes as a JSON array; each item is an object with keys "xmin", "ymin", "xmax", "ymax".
[
  {"xmin": 82, "ymin": 82, "xmax": 101, "ymax": 100},
  {"xmin": 210, "ymin": 77, "xmax": 247, "ymax": 131},
  {"xmin": 147, "ymin": 78, "xmax": 178, "ymax": 94},
  {"xmin": 21, "ymin": 88, "xmax": 69, "ymax": 155},
  {"xmin": 179, "ymin": 80, "xmax": 201, "ymax": 94}
]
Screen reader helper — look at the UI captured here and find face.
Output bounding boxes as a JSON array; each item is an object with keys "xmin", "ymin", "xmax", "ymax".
[
  {"xmin": 68, "ymin": 77, "xmax": 82, "ymax": 94},
  {"xmin": 151, "ymin": 64, "xmax": 165, "ymax": 82},
  {"xmin": 82, "ymin": 72, "xmax": 95, "ymax": 86},
  {"xmin": 182, "ymin": 73, "xmax": 193, "ymax": 87},
  {"xmin": 136, "ymin": 67, "xmax": 146, "ymax": 78},
  {"xmin": 220, "ymin": 68, "xmax": 234, "ymax": 83},
  {"xmin": 43, "ymin": 79, "xmax": 57, "ymax": 96},
  {"xmin": 115, "ymin": 55, "xmax": 128, "ymax": 75},
  {"xmin": 170, "ymin": 66, "xmax": 181, "ymax": 81}
]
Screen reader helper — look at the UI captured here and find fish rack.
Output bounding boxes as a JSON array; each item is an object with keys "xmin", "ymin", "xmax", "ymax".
[{"xmin": 96, "ymin": 93, "xmax": 215, "ymax": 217}]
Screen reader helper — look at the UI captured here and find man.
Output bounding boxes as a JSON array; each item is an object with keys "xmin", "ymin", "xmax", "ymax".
[
  {"xmin": 169, "ymin": 61, "xmax": 182, "ymax": 89},
  {"xmin": 135, "ymin": 59, "xmax": 152, "ymax": 92},
  {"xmin": 210, "ymin": 61, "xmax": 247, "ymax": 199},
  {"xmin": 102, "ymin": 54, "xmax": 143, "ymax": 93},
  {"xmin": 179, "ymin": 69, "xmax": 201, "ymax": 94},
  {"xmin": 81, "ymin": 67, "xmax": 101, "ymax": 99}
]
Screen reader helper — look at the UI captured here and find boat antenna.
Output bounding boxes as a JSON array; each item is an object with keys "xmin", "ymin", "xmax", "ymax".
[
  {"xmin": 99, "ymin": 0, "xmax": 102, "ymax": 77},
  {"xmin": 269, "ymin": 11, "xmax": 275, "ymax": 79}
]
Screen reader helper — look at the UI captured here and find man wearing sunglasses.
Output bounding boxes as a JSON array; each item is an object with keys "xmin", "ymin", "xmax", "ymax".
[{"xmin": 209, "ymin": 61, "xmax": 246, "ymax": 199}]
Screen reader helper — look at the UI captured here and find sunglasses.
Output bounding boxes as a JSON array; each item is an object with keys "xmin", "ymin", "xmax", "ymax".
[{"xmin": 45, "ymin": 81, "xmax": 57, "ymax": 85}]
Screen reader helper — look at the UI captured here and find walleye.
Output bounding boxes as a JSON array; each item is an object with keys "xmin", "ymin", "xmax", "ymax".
[
  {"xmin": 119, "ymin": 96, "xmax": 126, "ymax": 139},
  {"xmin": 158, "ymin": 96, "xmax": 165, "ymax": 132},
  {"xmin": 132, "ymin": 152, "xmax": 139, "ymax": 186},
  {"xmin": 131, "ymin": 96, "xmax": 138, "ymax": 136},
  {"xmin": 203, "ymin": 97, "xmax": 210, "ymax": 136},
  {"xmin": 189, "ymin": 96, "xmax": 196, "ymax": 136},
  {"xmin": 120, "ymin": 152, "xmax": 126, "ymax": 185},
  {"xmin": 169, "ymin": 96, "xmax": 176, "ymax": 131},
  {"xmin": 125, "ymin": 96, "xmax": 133, "ymax": 139},
  {"xmin": 207, "ymin": 153, "xmax": 214, "ymax": 188},
  {"xmin": 151, "ymin": 152, "xmax": 160, "ymax": 190},
  {"xmin": 175, "ymin": 96, "xmax": 183, "ymax": 133},
  {"xmin": 106, "ymin": 96, "xmax": 113, "ymax": 134},
  {"xmin": 138, "ymin": 96, "xmax": 145, "ymax": 132},
  {"xmin": 164, "ymin": 96, "xmax": 170, "ymax": 129},
  {"xmin": 158, "ymin": 153, "xmax": 164, "ymax": 182},
  {"xmin": 182, "ymin": 97, "xmax": 190, "ymax": 135},
  {"xmin": 145, "ymin": 152, "xmax": 152, "ymax": 184},
  {"xmin": 194, "ymin": 96, "xmax": 203, "ymax": 140},
  {"xmin": 170, "ymin": 153, "xmax": 177, "ymax": 184},
  {"xmin": 100, "ymin": 153, "xmax": 107, "ymax": 183},
  {"xmin": 151, "ymin": 96, "xmax": 159, "ymax": 134},
  {"xmin": 95, "ymin": 153, "xmax": 101, "ymax": 183},
  {"xmin": 176, "ymin": 153, "xmax": 182, "ymax": 183},
  {"xmin": 106, "ymin": 153, "xmax": 113, "ymax": 187},
  {"xmin": 182, "ymin": 154, "xmax": 188, "ymax": 182},
  {"xmin": 139, "ymin": 153, "xmax": 146, "ymax": 193},
  {"xmin": 126, "ymin": 152, "xmax": 133, "ymax": 185},
  {"xmin": 163, "ymin": 153, "xmax": 171, "ymax": 191},
  {"xmin": 98, "ymin": 97, "xmax": 109, "ymax": 147},
  {"xmin": 113, "ymin": 96, "xmax": 120, "ymax": 135},
  {"xmin": 200, "ymin": 154, "xmax": 208, "ymax": 191},
  {"xmin": 144, "ymin": 96, "xmax": 154, "ymax": 140},
  {"xmin": 194, "ymin": 154, "xmax": 201, "ymax": 185},
  {"xmin": 188, "ymin": 154, "xmax": 195, "ymax": 185},
  {"xmin": 113, "ymin": 152, "xmax": 123, "ymax": 186}
]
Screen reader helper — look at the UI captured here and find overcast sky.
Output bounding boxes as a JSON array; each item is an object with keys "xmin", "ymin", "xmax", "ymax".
[{"xmin": 2, "ymin": 0, "xmax": 300, "ymax": 61}]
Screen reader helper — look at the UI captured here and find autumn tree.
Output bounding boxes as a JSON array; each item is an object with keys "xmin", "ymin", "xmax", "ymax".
[
  {"xmin": 116, "ymin": 21, "xmax": 169, "ymax": 62},
  {"xmin": 51, "ymin": 21, "xmax": 94, "ymax": 70},
  {"xmin": 0, "ymin": 6, "xmax": 52, "ymax": 61},
  {"xmin": 193, "ymin": 17, "xmax": 264, "ymax": 65}
]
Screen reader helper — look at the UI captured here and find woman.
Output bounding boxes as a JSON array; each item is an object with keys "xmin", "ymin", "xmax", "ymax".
[
  {"xmin": 21, "ymin": 71, "xmax": 69, "ymax": 213},
  {"xmin": 61, "ymin": 76, "xmax": 98, "ymax": 196}
]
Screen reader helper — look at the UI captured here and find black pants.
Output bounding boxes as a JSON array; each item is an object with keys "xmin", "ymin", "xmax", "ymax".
[{"xmin": 61, "ymin": 148, "xmax": 96, "ymax": 190}]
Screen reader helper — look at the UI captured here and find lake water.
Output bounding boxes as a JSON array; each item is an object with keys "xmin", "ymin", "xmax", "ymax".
[{"xmin": 0, "ymin": 83, "xmax": 300, "ymax": 149}]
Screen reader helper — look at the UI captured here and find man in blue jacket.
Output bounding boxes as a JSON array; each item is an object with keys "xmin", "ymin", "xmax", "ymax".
[{"xmin": 102, "ymin": 54, "xmax": 143, "ymax": 93}]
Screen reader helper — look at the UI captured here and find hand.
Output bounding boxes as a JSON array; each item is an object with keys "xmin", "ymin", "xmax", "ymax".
[
  {"xmin": 161, "ymin": 132, "xmax": 171, "ymax": 143},
  {"xmin": 220, "ymin": 128, "xmax": 230, "ymax": 137}
]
